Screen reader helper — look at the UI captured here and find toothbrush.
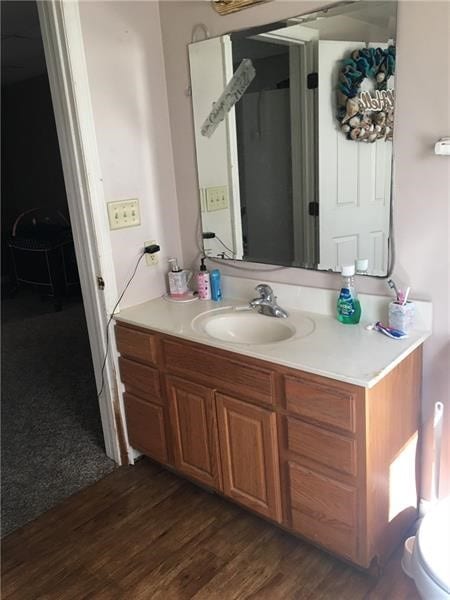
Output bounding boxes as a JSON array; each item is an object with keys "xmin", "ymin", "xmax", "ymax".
[
  {"xmin": 402, "ymin": 287, "xmax": 410, "ymax": 306},
  {"xmin": 366, "ymin": 322, "xmax": 408, "ymax": 339},
  {"xmin": 387, "ymin": 279, "xmax": 401, "ymax": 302}
]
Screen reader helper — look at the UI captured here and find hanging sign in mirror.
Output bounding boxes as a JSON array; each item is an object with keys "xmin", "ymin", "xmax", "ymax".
[{"xmin": 189, "ymin": 0, "xmax": 397, "ymax": 276}]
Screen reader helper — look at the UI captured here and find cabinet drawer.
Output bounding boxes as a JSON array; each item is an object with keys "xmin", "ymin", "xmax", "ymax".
[
  {"xmin": 288, "ymin": 462, "xmax": 357, "ymax": 560},
  {"xmin": 284, "ymin": 375, "xmax": 356, "ymax": 433},
  {"xmin": 116, "ymin": 325, "xmax": 158, "ymax": 366},
  {"xmin": 163, "ymin": 339, "xmax": 275, "ymax": 405},
  {"xmin": 285, "ymin": 417, "xmax": 357, "ymax": 477},
  {"xmin": 119, "ymin": 357, "xmax": 162, "ymax": 404},
  {"xmin": 124, "ymin": 393, "xmax": 169, "ymax": 464}
]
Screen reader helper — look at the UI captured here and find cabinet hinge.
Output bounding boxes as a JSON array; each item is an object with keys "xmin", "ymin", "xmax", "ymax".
[{"xmin": 96, "ymin": 276, "xmax": 105, "ymax": 290}]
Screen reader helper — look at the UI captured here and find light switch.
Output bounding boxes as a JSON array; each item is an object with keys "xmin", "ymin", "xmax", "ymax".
[
  {"xmin": 107, "ymin": 198, "xmax": 141, "ymax": 230},
  {"xmin": 206, "ymin": 186, "xmax": 228, "ymax": 212}
]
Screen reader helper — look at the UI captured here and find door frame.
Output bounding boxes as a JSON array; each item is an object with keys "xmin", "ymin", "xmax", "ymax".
[{"xmin": 37, "ymin": 1, "xmax": 127, "ymax": 464}]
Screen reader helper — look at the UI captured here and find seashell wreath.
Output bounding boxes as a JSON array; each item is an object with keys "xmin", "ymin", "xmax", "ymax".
[{"xmin": 337, "ymin": 46, "xmax": 395, "ymax": 142}]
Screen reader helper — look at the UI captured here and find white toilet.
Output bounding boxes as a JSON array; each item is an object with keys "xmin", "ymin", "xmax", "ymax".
[
  {"xmin": 402, "ymin": 402, "xmax": 449, "ymax": 599},
  {"xmin": 402, "ymin": 496, "xmax": 450, "ymax": 599}
]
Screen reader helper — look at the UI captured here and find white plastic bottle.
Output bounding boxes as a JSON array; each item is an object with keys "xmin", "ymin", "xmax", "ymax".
[
  {"xmin": 168, "ymin": 257, "xmax": 189, "ymax": 297},
  {"xmin": 196, "ymin": 257, "xmax": 211, "ymax": 300},
  {"xmin": 355, "ymin": 258, "xmax": 369, "ymax": 276}
]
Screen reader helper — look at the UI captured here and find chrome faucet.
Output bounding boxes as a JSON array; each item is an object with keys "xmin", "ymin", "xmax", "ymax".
[{"xmin": 249, "ymin": 284, "xmax": 288, "ymax": 318}]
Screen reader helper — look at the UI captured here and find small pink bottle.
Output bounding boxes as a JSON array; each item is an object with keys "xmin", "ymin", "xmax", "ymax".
[{"xmin": 196, "ymin": 257, "xmax": 211, "ymax": 300}]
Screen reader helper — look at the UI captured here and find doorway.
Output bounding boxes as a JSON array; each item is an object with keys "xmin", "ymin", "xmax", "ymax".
[{"xmin": 1, "ymin": 0, "xmax": 115, "ymax": 537}]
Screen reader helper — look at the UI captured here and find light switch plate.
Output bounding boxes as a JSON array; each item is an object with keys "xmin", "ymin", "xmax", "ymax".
[
  {"xmin": 206, "ymin": 186, "xmax": 228, "ymax": 212},
  {"xmin": 107, "ymin": 198, "xmax": 141, "ymax": 230}
]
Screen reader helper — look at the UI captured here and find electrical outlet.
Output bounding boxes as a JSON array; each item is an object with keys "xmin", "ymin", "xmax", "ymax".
[
  {"xmin": 107, "ymin": 198, "xmax": 140, "ymax": 230},
  {"xmin": 206, "ymin": 186, "xmax": 228, "ymax": 212},
  {"xmin": 145, "ymin": 240, "xmax": 159, "ymax": 266}
]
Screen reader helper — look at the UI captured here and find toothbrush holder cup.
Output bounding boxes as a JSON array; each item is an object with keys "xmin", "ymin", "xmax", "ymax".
[{"xmin": 388, "ymin": 301, "xmax": 415, "ymax": 333}]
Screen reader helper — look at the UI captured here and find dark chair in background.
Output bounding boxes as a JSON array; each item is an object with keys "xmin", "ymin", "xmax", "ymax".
[{"xmin": 8, "ymin": 208, "xmax": 80, "ymax": 311}]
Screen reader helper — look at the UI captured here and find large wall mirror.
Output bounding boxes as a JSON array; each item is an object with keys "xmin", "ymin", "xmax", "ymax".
[{"xmin": 189, "ymin": 0, "xmax": 397, "ymax": 276}]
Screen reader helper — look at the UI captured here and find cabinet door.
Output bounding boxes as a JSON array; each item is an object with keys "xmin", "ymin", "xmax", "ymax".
[
  {"xmin": 166, "ymin": 375, "xmax": 221, "ymax": 489},
  {"xmin": 124, "ymin": 393, "xmax": 169, "ymax": 464},
  {"xmin": 216, "ymin": 393, "xmax": 282, "ymax": 522}
]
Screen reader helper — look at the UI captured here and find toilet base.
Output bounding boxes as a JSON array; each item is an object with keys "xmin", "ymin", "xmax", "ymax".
[{"xmin": 402, "ymin": 533, "xmax": 450, "ymax": 599}]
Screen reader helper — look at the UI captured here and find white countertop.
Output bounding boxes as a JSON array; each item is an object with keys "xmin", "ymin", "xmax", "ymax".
[{"xmin": 115, "ymin": 290, "xmax": 431, "ymax": 389}]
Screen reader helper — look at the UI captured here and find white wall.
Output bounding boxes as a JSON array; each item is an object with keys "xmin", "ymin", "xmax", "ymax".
[
  {"xmin": 159, "ymin": 0, "xmax": 450, "ymax": 495},
  {"xmin": 78, "ymin": 1, "xmax": 182, "ymax": 309}
]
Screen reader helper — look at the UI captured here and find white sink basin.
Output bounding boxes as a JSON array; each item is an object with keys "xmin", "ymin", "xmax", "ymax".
[{"xmin": 193, "ymin": 308, "xmax": 314, "ymax": 345}]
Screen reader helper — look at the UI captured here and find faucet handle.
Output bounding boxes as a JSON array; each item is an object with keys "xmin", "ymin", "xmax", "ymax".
[{"xmin": 255, "ymin": 284, "xmax": 274, "ymax": 301}]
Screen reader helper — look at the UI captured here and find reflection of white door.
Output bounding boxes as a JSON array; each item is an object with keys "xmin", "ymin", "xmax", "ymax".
[{"xmin": 318, "ymin": 41, "xmax": 392, "ymax": 275}]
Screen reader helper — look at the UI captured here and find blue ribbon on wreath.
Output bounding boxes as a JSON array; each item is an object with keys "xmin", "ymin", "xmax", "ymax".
[{"xmin": 336, "ymin": 46, "xmax": 395, "ymax": 122}]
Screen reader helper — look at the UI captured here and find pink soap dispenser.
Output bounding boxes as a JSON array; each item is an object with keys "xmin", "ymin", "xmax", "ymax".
[{"xmin": 196, "ymin": 257, "xmax": 211, "ymax": 300}]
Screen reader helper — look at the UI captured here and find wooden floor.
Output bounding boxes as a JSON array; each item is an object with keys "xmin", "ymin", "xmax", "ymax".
[{"xmin": 2, "ymin": 459, "xmax": 420, "ymax": 600}]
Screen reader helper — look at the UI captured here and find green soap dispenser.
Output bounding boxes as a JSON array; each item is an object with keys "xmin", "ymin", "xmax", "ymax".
[{"xmin": 337, "ymin": 265, "xmax": 361, "ymax": 324}]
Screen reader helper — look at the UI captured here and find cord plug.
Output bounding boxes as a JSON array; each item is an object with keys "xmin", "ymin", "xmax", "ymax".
[
  {"xmin": 144, "ymin": 244, "xmax": 160, "ymax": 254},
  {"xmin": 202, "ymin": 231, "xmax": 234, "ymax": 257}
]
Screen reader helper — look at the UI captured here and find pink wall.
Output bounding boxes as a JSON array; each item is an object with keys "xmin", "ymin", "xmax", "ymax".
[
  {"xmin": 78, "ymin": 1, "xmax": 182, "ymax": 309},
  {"xmin": 160, "ymin": 0, "xmax": 450, "ymax": 495},
  {"xmin": 394, "ymin": 1, "xmax": 450, "ymax": 496}
]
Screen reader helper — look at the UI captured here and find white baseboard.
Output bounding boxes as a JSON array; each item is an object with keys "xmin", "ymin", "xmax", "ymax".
[{"xmin": 129, "ymin": 448, "xmax": 142, "ymax": 464}]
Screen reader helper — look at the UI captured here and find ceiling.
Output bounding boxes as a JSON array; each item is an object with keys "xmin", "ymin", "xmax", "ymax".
[{"xmin": 1, "ymin": 1, "xmax": 47, "ymax": 87}]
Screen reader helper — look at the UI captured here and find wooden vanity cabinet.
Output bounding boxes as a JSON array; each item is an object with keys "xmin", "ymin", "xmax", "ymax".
[{"xmin": 115, "ymin": 322, "xmax": 422, "ymax": 570}]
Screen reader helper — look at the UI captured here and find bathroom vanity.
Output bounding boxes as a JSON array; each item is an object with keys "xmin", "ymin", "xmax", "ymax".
[{"xmin": 114, "ymin": 282, "xmax": 431, "ymax": 571}]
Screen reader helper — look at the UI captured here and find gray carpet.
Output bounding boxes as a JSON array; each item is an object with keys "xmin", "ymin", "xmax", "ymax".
[{"xmin": 1, "ymin": 292, "xmax": 115, "ymax": 536}]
